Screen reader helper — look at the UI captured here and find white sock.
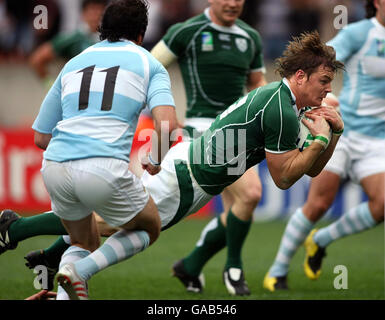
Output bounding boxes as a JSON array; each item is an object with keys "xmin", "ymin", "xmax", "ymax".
[
  {"xmin": 73, "ymin": 230, "xmax": 150, "ymax": 281},
  {"xmin": 314, "ymin": 202, "xmax": 377, "ymax": 247},
  {"xmin": 269, "ymin": 208, "xmax": 314, "ymax": 277},
  {"xmin": 56, "ymin": 246, "xmax": 90, "ymax": 300}
]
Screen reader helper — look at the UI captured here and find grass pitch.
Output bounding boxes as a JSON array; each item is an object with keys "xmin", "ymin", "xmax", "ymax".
[{"xmin": 0, "ymin": 218, "xmax": 383, "ymax": 300}]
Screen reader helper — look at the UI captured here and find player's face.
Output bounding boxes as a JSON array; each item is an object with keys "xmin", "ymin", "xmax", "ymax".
[
  {"xmin": 83, "ymin": 4, "xmax": 106, "ymax": 33},
  {"xmin": 375, "ymin": 0, "xmax": 385, "ymax": 26},
  {"xmin": 301, "ymin": 65, "xmax": 334, "ymax": 107},
  {"xmin": 208, "ymin": 0, "xmax": 245, "ymax": 27}
]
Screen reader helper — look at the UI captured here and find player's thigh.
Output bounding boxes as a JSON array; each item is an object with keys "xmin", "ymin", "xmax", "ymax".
[
  {"xmin": 220, "ymin": 167, "xmax": 261, "ymax": 222},
  {"xmin": 225, "ymin": 166, "xmax": 262, "ymax": 205},
  {"xmin": 360, "ymin": 172, "xmax": 385, "ymax": 221},
  {"xmin": 303, "ymin": 170, "xmax": 341, "ymax": 222},
  {"xmin": 94, "ymin": 212, "xmax": 120, "ymax": 237},
  {"xmin": 61, "ymin": 213, "xmax": 100, "ymax": 251},
  {"xmin": 350, "ymin": 136, "xmax": 385, "ymax": 221},
  {"xmin": 119, "ymin": 195, "xmax": 160, "ymax": 244}
]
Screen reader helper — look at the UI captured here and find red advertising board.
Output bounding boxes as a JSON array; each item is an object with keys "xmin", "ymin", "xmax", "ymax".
[
  {"xmin": 0, "ymin": 116, "xmax": 212, "ymax": 217},
  {"xmin": 0, "ymin": 127, "xmax": 49, "ymax": 214}
]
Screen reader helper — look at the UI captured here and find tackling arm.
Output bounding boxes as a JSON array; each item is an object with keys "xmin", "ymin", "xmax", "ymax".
[{"xmin": 142, "ymin": 105, "xmax": 178, "ymax": 175}]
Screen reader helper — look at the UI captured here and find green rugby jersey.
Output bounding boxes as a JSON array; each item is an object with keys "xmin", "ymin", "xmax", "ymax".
[
  {"xmin": 188, "ymin": 80, "xmax": 301, "ymax": 195},
  {"xmin": 162, "ymin": 8, "xmax": 265, "ymax": 118}
]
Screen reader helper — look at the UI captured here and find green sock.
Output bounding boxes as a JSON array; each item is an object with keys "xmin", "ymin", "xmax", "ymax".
[
  {"xmin": 43, "ymin": 236, "xmax": 71, "ymax": 268},
  {"xmin": 225, "ymin": 210, "xmax": 252, "ymax": 270},
  {"xmin": 9, "ymin": 211, "xmax": 67, "ymax": 243},
  {"xmin": 183, "ymin": 216, "xmax": 226, "ymax": 276}
]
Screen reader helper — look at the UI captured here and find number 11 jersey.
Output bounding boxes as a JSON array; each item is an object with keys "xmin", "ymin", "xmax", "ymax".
[{"xmin": 32, "ymin": 40, "xmax": 175, "ymax": 163}]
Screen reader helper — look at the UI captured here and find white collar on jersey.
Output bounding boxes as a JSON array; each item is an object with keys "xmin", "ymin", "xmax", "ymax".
[
  {"xmin": 203, "ymin": 7, "xmax": 250, "ymax": 39},
  {"xmin": 372, "ymin": 17, "xmax": 385, "ymax": 33},
  {"xmin": 282, "ymin": 78, "xmax": 301, "ymax": 116}
]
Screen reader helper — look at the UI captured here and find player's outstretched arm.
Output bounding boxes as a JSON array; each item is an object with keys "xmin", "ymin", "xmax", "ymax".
[{"xmin": 142, "ymin": 105, "xmax": 178, "ymax": 175}]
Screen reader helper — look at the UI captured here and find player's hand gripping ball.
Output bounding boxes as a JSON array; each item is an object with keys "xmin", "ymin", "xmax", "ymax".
[{"xmin": 296, "ymin": 110, "xmax": 332, "ymax": 152}]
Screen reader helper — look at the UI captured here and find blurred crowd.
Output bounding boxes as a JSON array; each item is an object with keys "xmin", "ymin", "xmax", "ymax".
[{"xmin": 0, "ymin": 0, "xmax": 367, "ymax": 64}]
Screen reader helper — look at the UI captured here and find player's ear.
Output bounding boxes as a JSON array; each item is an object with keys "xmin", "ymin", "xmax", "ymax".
[{"xmin": 295, "ymin": 69, "xmax": 306, "ymax": 85}]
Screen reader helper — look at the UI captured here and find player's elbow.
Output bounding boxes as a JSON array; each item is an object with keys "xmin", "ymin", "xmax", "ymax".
[
  {"xmin": 306, "ymin": 170, "xmax": 320, "ymax": 178},
  {"xmin": 273, "ymin": 176, "xmax": 294, "ymax": 190},
  {"xmin": 34, "ymin": 131, "xmax": 51, "ymax": 150}
]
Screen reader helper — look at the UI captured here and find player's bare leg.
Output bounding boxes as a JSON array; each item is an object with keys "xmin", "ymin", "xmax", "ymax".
[
  {"xmin": 175, "ymin": 167, "xmax": 261, "ymax": 296},
  {"xmin": 361, "ymin": 173, "xmax": 384, "ymax": 223},
  {"xmin": 306, "ymin": 173, "xmax": 384, "ymax": 281},
  {"xmin": 220, "ymin": 167, "xmax": 261, "ymax": 295},
  {"xmin": 57, "ymin": 196, "xmax": 160, "ymax": 299},
  {"xmin": 265, "ymin": 170, "xmax": 340, "ymax": 291}
]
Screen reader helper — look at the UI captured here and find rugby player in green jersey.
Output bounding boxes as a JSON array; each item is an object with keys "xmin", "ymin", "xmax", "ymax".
[
  {"xmin": 29, "ymin": 0, "xmax": 107, "ymax": 87},
  {"xmin": 0, "ymin": 31, "xmax": 344, "ymax": 299},
  {"xmin": 151, "ymin": 0, "xmax": 267, "ymax": 295}
]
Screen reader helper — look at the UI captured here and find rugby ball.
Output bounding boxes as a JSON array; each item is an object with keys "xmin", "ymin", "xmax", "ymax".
[{"xmin": 296, "ymin": 114, "xmax": 332, "ymax": 152}]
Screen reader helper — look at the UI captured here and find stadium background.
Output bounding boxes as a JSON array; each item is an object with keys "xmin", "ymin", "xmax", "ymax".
[{"xmin": 0, "ymin": 0, "xmax": 383, "ymax": 301}]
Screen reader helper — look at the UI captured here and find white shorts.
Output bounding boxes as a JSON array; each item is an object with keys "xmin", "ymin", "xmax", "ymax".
[
  {"xmin": 42, "ymin": 157, "xmax": 149, "ymax": 227},
  {"xmin": 184, "ymin": 117, "xmax": 214, "ymax": 134},
  {"xmin": 141, "ymin": 142, "xmax": 212, "ymax": 229},
  {"xmin": 325, "ymin": 132, "xmax": 385, "ymax": 183}
]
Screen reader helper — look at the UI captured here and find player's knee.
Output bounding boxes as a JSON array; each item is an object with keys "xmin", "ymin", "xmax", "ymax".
[
  {"xmin": 91, "ymin": 237, "xmax": 101, "ymax": 251},
  {"xmin": 240, "ymin": 186, "xmax": 262, "ymax": 208},
  {"xmin": 369, "ymin": 198, "xmax": 384, "ymax": 222},
  {"xmin": 99, "ymin": 223, "xmax": 120, "ymax": 237},
  {"xmin": 148, "ymin": 225, "xmax": 160, "ymax": 245},
  {"xmin": 304, "ymin": 199, "xmax": 330, "ymax": 221},
  {"xmin": 71, "ymin": 236, "xmax": 100, "ymax": 252},
  {"xmin": 147, "ymin": 211, "xmax": 161, "ymax": 245}
]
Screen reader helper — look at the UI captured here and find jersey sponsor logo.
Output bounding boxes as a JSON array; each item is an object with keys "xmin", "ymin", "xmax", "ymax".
[
  {"xmin": 201, "ymin": 32, "xmax": 214, "ymax": 51},
  {"xmin": 219, "ymin": 33, "xmax": 231, "ymax": 42},
  {"xmin": 235, "ymin": 38, "xmax": 248, "ymax": 52}
]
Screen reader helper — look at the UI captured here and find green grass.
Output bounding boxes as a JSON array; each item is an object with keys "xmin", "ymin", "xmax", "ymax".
[{"xmin": 0, "ymin": 218, "xmax": 383, "ymax": 300}]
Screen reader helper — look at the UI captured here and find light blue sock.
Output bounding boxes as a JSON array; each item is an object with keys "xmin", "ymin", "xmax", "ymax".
[
  {"xmin": 314, "ymin": 202, "xmax": 377, "ymax": 248},
  {"xmin": 269, "ymin": 208, "xmax": 314, "ymax": 277},
  {"xmin": 74, "ymin": 230, "xmax": 150, "ymax": 281},
  {"xmin": 57, "ymin": 245, "xmax": 90, "ymax": 300}
]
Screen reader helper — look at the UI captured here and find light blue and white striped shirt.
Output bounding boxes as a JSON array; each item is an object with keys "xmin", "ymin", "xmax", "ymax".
[
  {"xmin": 33, "ymin": 40, "xmax": 175, "ymax": 162},
  {"xmin": 328, "ymin": 17, "xmax": 385, "ymax": 139}
]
